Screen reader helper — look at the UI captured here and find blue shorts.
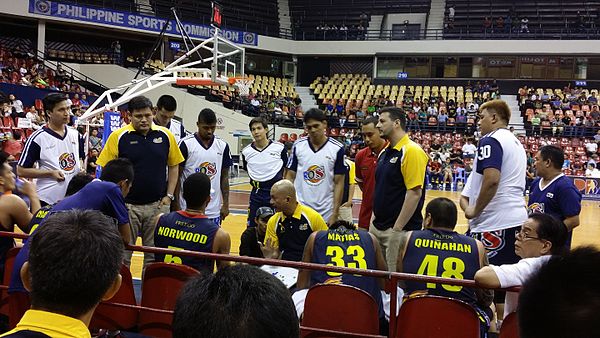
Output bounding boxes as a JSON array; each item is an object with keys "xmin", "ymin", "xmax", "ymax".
[
  {"xmin": 209, "ymin": 217, "xmax": 221, "ymax": 226},
  {"xmin": 467, "ymin": 225, "xmax": 521, "ymax": 304},
  {"xmin": 247, "ymin": 187, "xmax": 271, "ymax": 227}
]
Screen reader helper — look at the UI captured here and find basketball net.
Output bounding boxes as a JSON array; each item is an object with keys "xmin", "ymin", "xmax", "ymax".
[{"xmin": 233, "ymin": 77, "xmax": 253, "ymax": 97}]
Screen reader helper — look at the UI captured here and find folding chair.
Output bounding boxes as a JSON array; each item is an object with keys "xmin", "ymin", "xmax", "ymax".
[
  {"xmin": 138, "ymin": 263, "xmax": 199, "ymax": 338},
  {"xmin": 301, "ymin": 284, "xmax": 381, "ymax": 337},
  {"xmin": 395, "ymin": 296, "xmax": 480, "ymax": 338},
  {"xmin": 500, "ymin": 312, "xmax": 519, "ymax": 338}
]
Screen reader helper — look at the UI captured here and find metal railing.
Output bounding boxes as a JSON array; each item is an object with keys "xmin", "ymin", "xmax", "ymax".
[{"xmin": 0, "ymin": 230, "xmax": 517, "ymax": 337}]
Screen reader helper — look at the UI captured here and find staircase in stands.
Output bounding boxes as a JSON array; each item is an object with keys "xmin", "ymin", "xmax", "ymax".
[
  {"xmin": 426, "ymin": 0, "xmax": 446, "ymax": 39},
  {"xmin": 278, "ymin": 0, "xmax": 292, "ymax": 35},
  {"xmin": 296, "ymin": 87, "xmax": 319, "ymax": 111},
  {"xmin": 369, "ymin": 15, "xmax": 384, "ymax": 38},
  {"xmin": 505, "ymin": 94, "xmax": 526, "ymax": 135}
]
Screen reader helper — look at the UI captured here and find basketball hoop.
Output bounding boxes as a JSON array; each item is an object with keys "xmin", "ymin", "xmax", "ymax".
[{"xmin": 230, "ymin": 77, "xmax": 254, "ymax": 97}]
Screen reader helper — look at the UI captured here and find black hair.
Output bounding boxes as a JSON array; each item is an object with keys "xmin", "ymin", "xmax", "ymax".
[
  {"xmin": 12, "ymin": 130, "xmax": 21, "ymax": 140},
  {"xmin": 379, "ymin": 106, "xmax": 407, "ymax": 131},
  {"xmin": 173, "ymin": 264, "xmax": 299, "ymax": 338},
  {"xmin": 198, "ymin": 108, "xmax": 217, "ymax": 124},
  {"xmin": 249, "ymin": 117, "xmax": 268, "ymax": 130},
  {"xmin": 0, "ymin": 91, "xmax": 10, "ymax": 105},
  {"xmin": 528, "ymin": 213, "xmax": 567, "ymax": 255},
  {"xmin": 518, "ymin": 246, "xmax": 600, "ymax": 338},
  {"xmin": 539, "ymin": 145, "xmax": 564, "ymax": 170},
  {"xmin": 99, "ymin": 158, "xmax": 134, "ymax": 184},
  {"xmin": 183, "ymin": 172, "xmax": 212, "ymax": 209},
  {"xmin": 0, "ymin": 151, "xmax": 9, "ymax": 170},
  {"xmin": 65, "ymin": 173, "xmax": 94, "ymax": 196},
  {"xmin": 156, "ymin": 95, "xmax": 177, "ymax": 111},
  {"xmin": 42, "ymin": 93, "xmax": 68, "ymax": 114},
  {"xmin": 425, "ymin": 197, "xmax": 458, "ymax": 229},
  {"xmin": 303, "ymin": 108, "xmax": 327, "ymax": 123},
  {"xmin": 329, "ymin": 220, "xmax": 357, "ymax": 230},
  {"xmin": 127, "ymin": 96, "xmax": 153, "ymax": 113},
  {"xmin": 362, "ymin": 116, "xmax": 379, "ymax": 127},
  {"xmin": 27, "ymin": 210, "xmax": 123, "ymax": 318}
]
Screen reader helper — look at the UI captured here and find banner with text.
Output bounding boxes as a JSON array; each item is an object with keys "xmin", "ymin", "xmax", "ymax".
[
  {"xmin": 568, "ymin": 176, "xmax": 600, "ymax": 201},
  {"xmin": 29, "ymin": 0, "xmax": 258, "ymax": 46},
  {"xmin": 96, "ymin": 111, "xmax": 122, "ymax": 177}
]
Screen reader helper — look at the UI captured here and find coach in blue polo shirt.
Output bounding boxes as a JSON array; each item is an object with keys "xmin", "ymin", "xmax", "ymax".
[
  {"xmin": 97, "ymin": 96, "xmax": 184, "ymax": 270},
  {"xmin": 373, "ymin": 107, "xmax": 428, "ymax": 271}
]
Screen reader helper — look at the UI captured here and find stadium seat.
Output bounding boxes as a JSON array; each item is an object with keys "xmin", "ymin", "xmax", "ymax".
[
  {"xmin": 395, "ymin": 296, "xmax": 480, "ymax": 338},
  {"xmin": 0, "ymin": 247, "xmax": 20, "ymax": 319},
  {"xmin": 138, "ymin": 263, "xmax": 200, "ymax": 338},
  {"xmin": 500, "ymin": 312, "xmax": 519, "ymax": 338},
  {"xmin": 9, "ymin": 291, "xmax": 30, "ymax": 329},
  {"xmin": 90, "ymin": 265, "xmax": 138, "ymax": 332},
  {"xmin": 301, "ymin": 284, "xmax": 380, "ymax": 337}
]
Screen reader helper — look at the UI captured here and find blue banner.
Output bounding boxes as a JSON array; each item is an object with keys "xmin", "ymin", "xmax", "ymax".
[
  {"xmin": 568, "ymin": 176, "xmax": 600, "ymax": 201},
  {"xmin": 29, "ymin": 0, "xmax": 258, "ymax": 46},
  {"xmin": 96, "ymin": 111, "xmax": 122, "ymax": 177}
]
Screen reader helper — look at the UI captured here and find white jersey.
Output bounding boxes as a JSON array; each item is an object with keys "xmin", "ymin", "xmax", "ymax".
[
  {"xmin": 18, "ymin": 126, "xmax": 83, "ymax": 204},
  {"xmin": 241, "ymin": 141, "xmax": 287, "ymax": 182},
  {"xmin": 178, "ymin": 134, "xmax": 232, "ymax": 218},
  {"xmin": 287, "ymin": 137, "xmax": 345, "ymax": 220},
  {"xmin": 462, "ymin": 128, "xmax": 528, "ymax": 232},
  {"xmin": 168, "ymin": 119, "xmax": 187, "ymax": 143}
]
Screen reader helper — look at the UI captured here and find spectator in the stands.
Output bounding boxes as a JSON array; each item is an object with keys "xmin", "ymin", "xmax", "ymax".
[
  {"xmin": 9, "ymin": 94, "xmax": 23, "ymax": 116},
  {"xmin": 520, "ymin": 17, "xmax": 530, "ymax": 33},
  {"xmin": 462, "ymin": 139, "xmax": 477, "ymax": 158},
  {"xmin": 79, "ymin": 94, "xmax": 90, "ymax": 110},
  {"xmin": 25, "ymin": 107, "xmax": 42, "ymax": 128},
  {"xmin": 87, "ymin": 149, "xmax": 99, "ymax": 175},
  {"xmin": 594, "ymin": 130, "xmax": 600, "ymax": 142},
  {"xmin": 585, "ymin": 138, "xmax": 598, "ymax": 156},
  {"xmin": 483, "ymin": 16, "xmax": 493, "ymax": 33},
  {"xmin": 496, "ymin": 16, "xmax": 504, "ymax": 32},
  {"xmin": 585, "ymin": 163, "xmax": 600, "ymax": 178}
]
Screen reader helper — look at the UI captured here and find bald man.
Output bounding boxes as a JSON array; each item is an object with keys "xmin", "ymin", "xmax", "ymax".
[{"xmin": 263, "ymin": 180, "xmax": 328, "ymax": 261}]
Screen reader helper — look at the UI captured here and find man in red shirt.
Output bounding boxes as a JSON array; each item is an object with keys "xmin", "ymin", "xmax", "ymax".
[{"xmin": 355, "ymin": 116, "xmax": 388, "ymax": 229}]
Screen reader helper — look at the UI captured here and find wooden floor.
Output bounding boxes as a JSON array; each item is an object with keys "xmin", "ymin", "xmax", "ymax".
[{"xmin": 130, "ymin": 183, "xmax": 600, "ymax": 279}]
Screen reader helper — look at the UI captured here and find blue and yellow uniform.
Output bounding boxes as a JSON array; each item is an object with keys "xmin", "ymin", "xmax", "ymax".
[
  {"xmin": 265, "ymin": 203, "xmax": 328, "ymax": 261},
  {"xmin": 403, "ymin": 229, "xmax": 480, "ymax": 304},
  {"xmin": 311, "ymin": 227, "xmax": 383, "ymax": 318},
  {"xmin": 154, "ymin": 211, "xmax": 220, "ymax": 273},
  {"xmin": 373, "ymin": 135, "xmax": 428, "ymax": 231},
  {"xmin": 97, "ymin": 124, "xmax": 184, "ymax": 204}
]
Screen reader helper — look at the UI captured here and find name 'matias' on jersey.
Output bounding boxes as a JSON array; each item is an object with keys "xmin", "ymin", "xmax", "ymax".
[
  {"xmin": 461, "ymin": 128, "xmax": 528, "ymax": 232},
  {"xmin": 241, "ymin": 140, "xmax": 287, "ymax": 183},
  {"xmin": 178, "ymin": 134, "xmax": 232, "ymax": 218},
  {"xmin": 287, "ymin": 137, "xmax": 345, "ymax": 220}
]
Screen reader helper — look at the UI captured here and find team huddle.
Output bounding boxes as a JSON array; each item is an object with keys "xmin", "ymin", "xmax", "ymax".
[{"xmin": 1, "ymin": 92, "xmax": 584, "ymax": 336}]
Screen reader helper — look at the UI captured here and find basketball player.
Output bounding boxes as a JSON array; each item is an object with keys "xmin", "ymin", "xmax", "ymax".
[
  {"xmin": 460, "ymin": 99, "xmax": 528, "ymax": 320},
  {"xmin": 154, "ymin": 94, "xmax": 188, "ymax": 143},
  {"xmin": 285, "ymin": 108, "xmax": 345, "ymax": 224},
  {"xmin": 18, "ymin": 93, "xmax": 85, "ymax": 205},
  {"xmin": 398, "ymin": 197, "xmax": 492, "ymax": 335},
  {"xmin": 296, "ymin": 220, "xmax": 387, "ymax": 321},
  {"xmin": 241, "ymin": 117, "xmax": 287, "ymax": 227},
  {"xmin": 529, "ymin": 145, "xmax": 581, "ymax": 248},
  {"xmin": 177, "ymin": 108, "xmax": 232, "ymax": 225},
  {"xmin": 154, "ymin": 172, "xmax": 231, "ymax": 273}
]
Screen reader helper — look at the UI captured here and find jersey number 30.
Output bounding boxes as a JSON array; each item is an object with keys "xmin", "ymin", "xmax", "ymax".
[
  {"xmin": 326, "ymin": 245, "xmax": 367, "ymax": 277},
  {"xmin": 477, "ymin": 145, "xmax": 491, "ymax": 161}
]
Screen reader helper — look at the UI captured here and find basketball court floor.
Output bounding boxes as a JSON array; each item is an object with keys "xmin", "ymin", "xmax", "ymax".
[{"xmin": 128, "ymin": 174, "xmax": 600, "ymax": 279}]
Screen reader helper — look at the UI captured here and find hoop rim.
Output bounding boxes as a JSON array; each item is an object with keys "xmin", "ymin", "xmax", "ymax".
[{"xmin": 228, "ymin": 76, "xmax": 253, "ymax": 85}]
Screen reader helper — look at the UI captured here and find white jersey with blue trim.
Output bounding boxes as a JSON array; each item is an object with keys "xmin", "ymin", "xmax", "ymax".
[
  {"xmin": 168, "ymin": 118, "xmax": 187, "ymax": 143},
  {"xmin": 178, "ymin": 134, "xmax": 232, "ymax": 218},
  {"xmin": 462, "ymin": 128, "xmax": 528, "ymax": 232},
  {"xmin": 241, "ymin": 141, "xmax": 287, "ymax": 182},
  {"xmin": 286, "ymin": 137, "xmax": 346, "ymax": 220}
]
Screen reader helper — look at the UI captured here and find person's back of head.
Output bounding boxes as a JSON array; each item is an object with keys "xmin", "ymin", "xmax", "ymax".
[
  {"xmin": 65, "ymin": 173, "xmax": 94, "ymax": 196},
  {"xmin": 183, "ymin": 172, "xmax": 211, "ymax": 210},
  {"xmin": 99, "ymin": 158, "xmax": 134, "ymax": 185},
  {"xmin": 518, "ymin": 246, "xmax": 600, "ymax": 338},
  {"xmin": 423, "ymin": 197, "xmax": 457, "ymax": 230},
  {"xmin": 173, "ymin": 264, "xmax": 299, "ymax": 338},
  {"xmin": 24, "ymin": 210, "xmax": 124, "ymax": 319}
]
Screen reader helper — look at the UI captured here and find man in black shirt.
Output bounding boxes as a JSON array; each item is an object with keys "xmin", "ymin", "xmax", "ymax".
[{"xmin": 239, "ymin": 207, "xmax": 274, "ymax": 258}]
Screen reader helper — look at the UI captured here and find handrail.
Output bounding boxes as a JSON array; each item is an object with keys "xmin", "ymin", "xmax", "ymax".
[
  {"xmin": 33, "ymin": 49, "xmax": 109, "ymax": 92},
  {"xmin": 0, "ymin": 230, "xmax": 518, "ymax": 337}
]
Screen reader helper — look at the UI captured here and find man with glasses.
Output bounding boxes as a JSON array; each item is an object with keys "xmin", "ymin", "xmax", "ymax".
[{"xmin": 474, "ymin": 213, "xmax": 567, "ymax": 319}]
